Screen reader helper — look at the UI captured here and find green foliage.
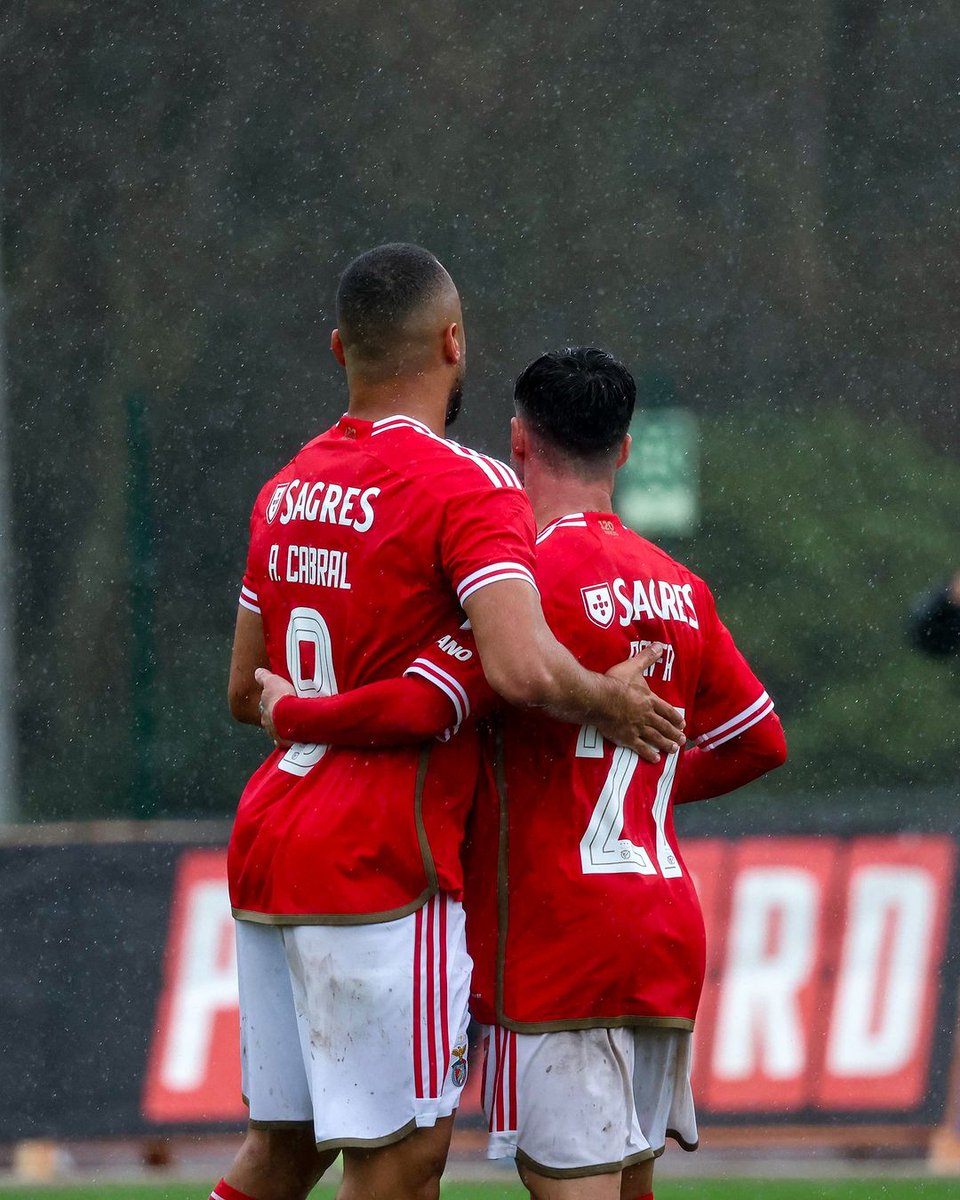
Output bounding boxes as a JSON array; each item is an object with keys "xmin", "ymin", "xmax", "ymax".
[{"xmin": 679, "ymin": 405, "xmax": 960, "ymax": 795}]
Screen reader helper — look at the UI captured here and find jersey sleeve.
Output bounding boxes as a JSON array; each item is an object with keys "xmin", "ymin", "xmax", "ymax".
[
  {"xmin": 675, "ymin": 709, "xmax": 787, "ymax": 804},
  {"xmin": 402, "ymin": 624, "xmax": 497, "ymax": 733},
  {"xmin": 272, "ymin": 676, "xmax": 456, "ymax": 746},
  {"xmin": 271, "ymin": 625, "xmax": 496, "ymax": 746},
  {"xmin": 238, "ymin": 500, "xmax": 263, "ymax": 614},
  {"xmin": 440, "ymin": 484, "xmax": 538, "ymax": 608},
  {"xmin": 687, "ymin": 585, "xmax": 775, "ymax": 750},
  {"xmin": 239, "ymin": 576, "xmax": 260, "ymax": 614}
]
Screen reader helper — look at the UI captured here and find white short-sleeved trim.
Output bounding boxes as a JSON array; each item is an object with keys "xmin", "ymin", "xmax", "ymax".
[
  {"xmin": 696, "ymin": 692, "xmax": 774, "ymax": 751},
  {"xmin": 405, "ymin": 660, "xmax": 471, "ymax": 728},
  {"xmin": 239, "ymin": 585, "xmax": 261, "ymax": 615},
  {"xmin": 456, "ymin": 563, "xmax": 538, "ymax": 606}
]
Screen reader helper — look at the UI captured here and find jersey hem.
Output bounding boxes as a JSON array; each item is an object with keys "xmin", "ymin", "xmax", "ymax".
[
  {"xmin": 232, "ymin": 888, "xmax": 437, "ymax": 927},
  {"xmin": 666, "ymin": 1127, "xmax": 700, "ymax": 1153},
  {"xmin": 314, "ymin": 1117, "xmax": 418, "ymax": 1153},
  {"xmin": 514, "ymin": 1145, "xmax": 655, "ymax": 1179},
  {"xmin": 495, "ymin": 1014, "xmax": 696, "ymax": 1034},
  {"xmin": 248, "ymin": 1117, "xmax": 316, "ymax": 1130},
  {"xmin": 513, "ymin": 1131, "xmax": 697, "ymax": 1180},
  {"xmin": 232, "ymin": 746, "xmax": 439, "ymax": 929}
]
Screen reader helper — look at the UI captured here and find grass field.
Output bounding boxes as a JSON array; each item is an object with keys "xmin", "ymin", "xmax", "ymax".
[{"xmin": 2, "ymin": 1182, "xmax": 959, "ymax": 1200}]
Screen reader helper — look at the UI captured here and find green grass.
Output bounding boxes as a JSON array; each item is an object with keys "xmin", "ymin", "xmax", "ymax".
[
  {"xmin": 2, "ymin": 1181, "xmax": 959, "ymax": 1200},
  {"xmin": 658, "ymin": 1186, "xmax": 960, "ymax": 1199}
]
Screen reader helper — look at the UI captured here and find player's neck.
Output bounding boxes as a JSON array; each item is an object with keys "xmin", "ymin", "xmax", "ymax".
[
  {"xmin": 528, "ymin": 471, "xmax": 614, "ymax": 529},
  {"xmin": 345, "ymin": 375, "xmax": 450, "ymax": 435}
]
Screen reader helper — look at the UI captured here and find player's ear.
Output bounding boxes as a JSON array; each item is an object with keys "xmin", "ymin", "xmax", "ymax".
[
  {"xmin": 330, "ymin": 329, "xmax": 347, "ymax": 367},
  {"xmin": 442, "ymin": 322, "xmax": 462, "ymax": 365},
  {"xmin": 615, "ymin": 433, "xmax": 632, "ymax": 471},
  {"xmin": 511, "ymin": 416, "xmax": 527, "ymax": 465}
]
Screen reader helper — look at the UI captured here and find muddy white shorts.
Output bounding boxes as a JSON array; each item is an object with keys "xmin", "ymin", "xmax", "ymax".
[
  {"xmin": 481, "ymin": 1024, "xmax": 698, "ymax": 1177},
  {"xmin": 236, "ymin": 894, "xmax": 472, "ymax": 1150}
]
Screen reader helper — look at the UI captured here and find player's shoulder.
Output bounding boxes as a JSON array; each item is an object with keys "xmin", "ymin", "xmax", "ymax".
[
  {"xmin": 367, "ymin": 416, "xmax": 523, "ymax": 495},
  {"xmin": 621, "ymin": 527, "xmax": 719, "ymax": 611},
  {"xmin": 536, "ymin": 513, "xmax": 717, "ymax": 613},
  {"xmin": 533, "ymin": 514, "xmax": 623, "ymax": 599},
  {"xmin": 536, "ymin": 512, "xmax": 692, "ymax": 576},
  {"xmin": 249, "ymin": 430, "xmax": 330, "ymax": 514},
  {"xmin": 625, "ymin": 529, "xmax": 707, "ymax": 588}
]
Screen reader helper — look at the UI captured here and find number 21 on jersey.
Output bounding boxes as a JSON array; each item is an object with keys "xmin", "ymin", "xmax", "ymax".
[{"xmin": 575, "ymin": 712, "xmax": 685, "ymax": 878}]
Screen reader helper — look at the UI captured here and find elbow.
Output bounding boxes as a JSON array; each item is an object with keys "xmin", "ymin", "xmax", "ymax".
[
  {"xmin": 768, "ymin": 744, "xmax": 788, "ymax": 773},
  {"xmin": 228, "ymin": 690, "xmax": 245, "ymax": 722},
  {"xmin": 483, "ymin": 656, "xmax": 554, "ymax": 709},
  {"xmin": 765, "ymin": 722, "xmax": 788, "ymax": 772},
  {"xmin": 228, "ymin": 685, "xmax": 256, "ymax": 725}
]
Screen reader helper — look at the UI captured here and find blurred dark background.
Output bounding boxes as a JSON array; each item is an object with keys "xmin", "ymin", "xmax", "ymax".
[{"xmin": 1, "ymin": 0, "xmax": 957, "ymax": 820}]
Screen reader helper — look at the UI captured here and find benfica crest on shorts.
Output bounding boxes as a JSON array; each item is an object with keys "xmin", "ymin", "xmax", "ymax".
[
  {"xmin": 266, "ymin": 483, "xmax": 288, "ymax": 524},
  {"xmin": 581, "ymin": 584, "xmax": 615, "ymax": 628},
  {"xmin": 451, "ymin": 1043, "xmax": 468, "ymax": 1088}
]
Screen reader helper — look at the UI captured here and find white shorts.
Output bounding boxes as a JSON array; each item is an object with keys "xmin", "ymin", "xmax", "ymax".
[
  {"xmin": 236, "ymin": 894, "xmax": 472, "ymax": 1150},
  {"xmin": 481, "ymin": 1024, "xmax": 698, "ymax": 1177}
]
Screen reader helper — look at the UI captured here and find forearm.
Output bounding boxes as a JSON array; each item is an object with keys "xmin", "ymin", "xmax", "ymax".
[
  {"xmin": 507, "ymin": 624, "xmax": 632, "ymax": 729},
  {"xmin": 675, "ymin": 712, "xmax": 787, "ymax": 804},
  {"xmin": 466, "ymin": 582, "xmax": 624, "ymax": 721},
  {"xmin": 273, "ymin": 677, "xmax": 456, "ymax": 746},
  {"xmin": 464, "ymin": 579, "xmax": 683, "ymax": 758}
]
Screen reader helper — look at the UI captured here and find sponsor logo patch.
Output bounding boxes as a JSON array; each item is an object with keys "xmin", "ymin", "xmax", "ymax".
[
  {"xmin": 266, "ymin": 483, "xmax": 288, "ymax": 524},
  {"xmin": 581, "ymin": 583, "xmax": 615, "ymax": 628}
]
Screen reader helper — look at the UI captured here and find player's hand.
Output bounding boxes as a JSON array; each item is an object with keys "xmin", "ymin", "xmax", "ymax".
[
  {"xmin": 601, "ymin": 643, "xmax": 686, "ymax": 763},
  {"xmin": 255, "ymin": 667, "xmax": 295, "ymax": 742}
]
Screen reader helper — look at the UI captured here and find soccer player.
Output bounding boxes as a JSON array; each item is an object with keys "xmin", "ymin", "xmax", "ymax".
[
  {"xmin": 257, "ymin": 347, "xmax": 786, "ymax": 1200},
  {"xmin": 214, "ymin": 252, "xmax": 685, "ymax": 1200}
]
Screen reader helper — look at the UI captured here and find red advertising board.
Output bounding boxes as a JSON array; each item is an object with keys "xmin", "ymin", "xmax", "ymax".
[
  {"xmin": 143, "ymin": 851, "xmax": 242, "ymax": 1122},
  {"xmin": 140, "ymin": 835, "xmax": 958, "ymax": 1127},
  {"xmin": 689, "ymin": 834, "xmax": 956, "ymax": 1119}
]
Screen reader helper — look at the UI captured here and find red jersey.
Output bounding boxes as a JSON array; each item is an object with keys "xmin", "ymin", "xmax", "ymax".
[
  {"xmin": 410, "ymin": 512, "xmax": 773, "ymax": 1031},
  {"xmin": 228, "ymin": 414, "xmax": 537, "ymax": 924}
]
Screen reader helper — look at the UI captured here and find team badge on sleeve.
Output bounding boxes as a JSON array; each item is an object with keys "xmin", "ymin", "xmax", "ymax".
[
  {"xmin": 581, "ymin": 583, "xmax": 615, "ymax": 628},
  {"xmin": 266, "ymin": 483, "xmax": 288, "ymax": 524}
]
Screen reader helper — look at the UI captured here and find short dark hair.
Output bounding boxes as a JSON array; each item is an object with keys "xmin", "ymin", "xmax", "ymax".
[
  {"xmin": 336, "ymin": 243, "xmax": 451, "ymax": 359},
  {"xmin": 514, "ymin": 347, "xmax": 636, "ymax": 461}
]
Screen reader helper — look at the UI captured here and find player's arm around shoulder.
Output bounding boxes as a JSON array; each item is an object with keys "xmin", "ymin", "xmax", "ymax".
[
  {"xmin": 434, "ymin": 459, "xmax": 683, "ymax": 758},
  {"xmin": 463, "ymin": 578, "xmax": 684, "ymax": 762},
  {"xmin": 257, "ymin": 625, "xmax": 496, "ymax": 746}
]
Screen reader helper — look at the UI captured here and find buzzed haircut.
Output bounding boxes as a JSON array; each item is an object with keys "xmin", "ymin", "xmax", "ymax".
[
  {"xmin": 514, "ymin": 347, "xmax": 636, "ymax": 462},
  {"xmin": 336, "ymin": 243, "xmax": 451, "ymax": 362}
]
